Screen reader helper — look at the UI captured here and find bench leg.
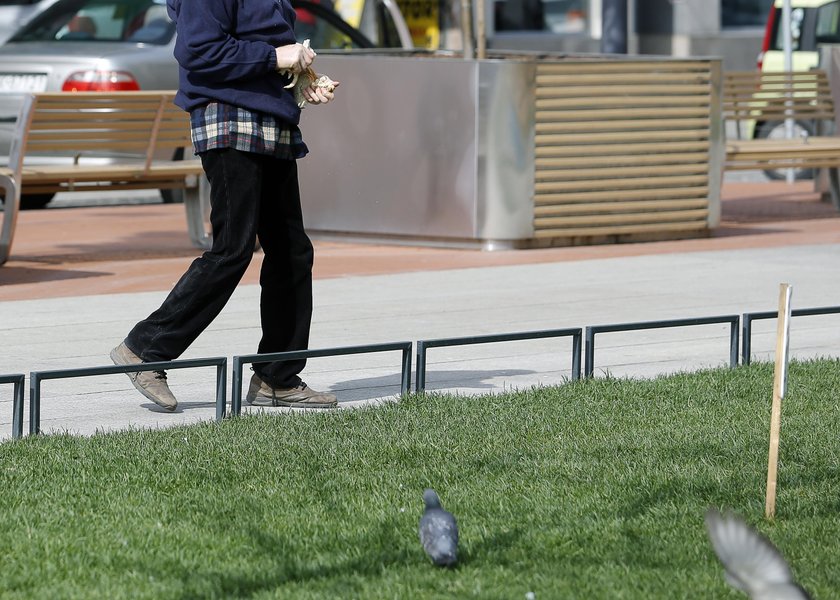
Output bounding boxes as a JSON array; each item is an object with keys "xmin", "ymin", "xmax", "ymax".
[
  {"xmin": 0, "ymin": 174, "xmax": 20, "ymax": 266},
  {"xmin": 828, "ymin": 167, "xmax": 840, "ymax": 211},
  {"xmin": 184, "ymin": 174, "xmax": 212, "ymax": 250}
]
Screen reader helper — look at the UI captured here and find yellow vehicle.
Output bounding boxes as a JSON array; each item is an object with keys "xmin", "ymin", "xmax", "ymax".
[
  {"xmin": 758, "ymin": 0, "xmax": 840, "ymax": 72},
  {"xmin": 754, "ymin": 0, "xmax": 840, "ymax": 179}
]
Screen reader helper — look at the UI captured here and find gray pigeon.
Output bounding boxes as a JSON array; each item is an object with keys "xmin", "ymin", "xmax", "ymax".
[
  {"xmin": 419, "ymin": 488, "xmax": 459, "ymax": 567},
  {"xmin": 705, "ymin": 508, "xmax": 811, "ymax": 600}
]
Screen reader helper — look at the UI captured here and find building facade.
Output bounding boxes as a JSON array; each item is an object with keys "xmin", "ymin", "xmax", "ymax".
[{"xmin": 434, "ymin": 0, "xmax": 768, "ymax": 70}]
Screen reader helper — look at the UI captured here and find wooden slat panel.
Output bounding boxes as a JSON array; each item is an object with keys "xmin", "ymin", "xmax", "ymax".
[
  {"xmin": 27, "ymin": 130, "xmax": 162, "ymax": 142},
  {"xmin": 537, "ymin": 61, "xmax": 714, "ymax": 74},
  {"xmin": 534, "ymin": 208, "xmax": 708, "ymax": 227},
  {"xmin": 722, "ymin": 70, "xmax": 834, "ymax": 123},
  {"xmin": 726, "ymin": 159, "xmax": 840, "ymax": 170},
  {"xmin": 535, "ymin": 117, "xmax": 710, "ymax": 133},
  {"xmin": 535, "ymin": 152, "xmax": 709, "ymax": 169},
  {"xmin": 536, "ymin": 141, "xmax": 710, "ymax": 157},
  {"xmin": 22, "ymin": 92, "xmax": 191, "ymax": 164},
  {"xmin": 536, "ymin": 106, "xmax": 711, "ymax": 120},
  {"xmin": 531, "ymin": 62, "xmax": 713, "ymax": 243},
  {"xmin": 534, "ymin": 186, "xmax": 709, "ymax": 204},
  {"xmin": 25, "ymin": 141, "xmax": 152, "ymax": 152},
  {"xmin": 535, "ymin": 174, "xmax": 709, "ymax": 193},
  {"xmin": 19, "ymin": 163, "xmax": 203, "ymax": 182},
  {"xmin": 536, "ymin": 164, "xmax": 708, "ymax": 181},
  {"xmin": 726, "ymin": 136, "xmax": 840, "ymax": 149},
  {"xmin": 536, "ymin": 130, "xmax": 709, "ymax": 144},
  {"xmin": 534, "ymin": 94, "xmax": 710, "ymax": 107},
  {"xmin": 533, "ymin": 221, "xmax": 708, "ymax": 238},
  {"xmin": 536, "ymin": 72, "xmax": 711, "ymax": 85},
  {"xmin": 26, "ymin": 120, "xmax": 182, "ymax": 131},
  {"xmin": 534, "ymin": 198, "xmax": 709, "ymax": 216},
  {"xmin": 535, "ymin": 84, "xmax": 711, "ymax": 97}
]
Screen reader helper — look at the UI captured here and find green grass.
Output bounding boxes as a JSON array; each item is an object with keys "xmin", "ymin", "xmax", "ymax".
[{"xmin": 1, "ymin": 359, "xmax": 839, "ymax": 599}]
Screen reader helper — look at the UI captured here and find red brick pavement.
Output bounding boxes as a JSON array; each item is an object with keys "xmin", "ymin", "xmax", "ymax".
[{"xmin": 1, "ymin": 181, "xmax": 838, "ymax": 302}]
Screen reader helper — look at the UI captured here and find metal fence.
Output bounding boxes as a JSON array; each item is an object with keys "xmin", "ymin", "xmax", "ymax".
[
  {"xmin": 230, "ymin": 342, "xmax": 413, "ymax": 416},
  {"xmin": 28, "ymin": 357, "xmax": 227, "ymax": 435},
  {"xmin": 5, "ymin": 307, "xmax": 839, "ymax": 438},
  {"xmin": 0, "ymin": 373, "xmax": 25, "ymax": 439},
  {"xmin": 584, "ymin": 315, "xmax": 740, "ymax": 377},
  {"xmin": 415, "ymin": 328, "xmax": 582, "ymax": 393},
  {"xmin": 741, "ymin": 305, "xmax": 840, "ymax": 365}
]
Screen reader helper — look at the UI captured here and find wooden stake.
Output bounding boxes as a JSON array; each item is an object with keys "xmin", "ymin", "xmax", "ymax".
[
  {"xmin": 765, "ymin": 283, "xmax": 793, "ymax": 520},
  {"xmin": 460, "ymin": 0, "xmax": 474, "ymax": 59},
  {"xmin": 476, "ymin": 0, "xmax": 486, "ymax": 59}
]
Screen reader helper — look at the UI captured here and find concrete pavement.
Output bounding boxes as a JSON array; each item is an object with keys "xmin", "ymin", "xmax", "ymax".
[{"xmin": 1, "ymin": 180, "xmax": 839, "ymax": 439}]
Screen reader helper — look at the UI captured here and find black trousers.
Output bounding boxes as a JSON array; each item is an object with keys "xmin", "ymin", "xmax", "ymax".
[{"xmin": 125, "ymin": 148, "xmax": 314, "ymax": 388}]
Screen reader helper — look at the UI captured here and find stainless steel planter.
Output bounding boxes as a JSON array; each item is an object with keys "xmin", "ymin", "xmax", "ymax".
[{"xmin": 298, "ymin": 53, "xmax": 723, "ymax": 249}]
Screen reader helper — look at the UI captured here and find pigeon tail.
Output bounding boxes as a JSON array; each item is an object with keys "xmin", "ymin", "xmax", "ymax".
[{"xmin": 423, "ymin": 488, "xmax": 442, "ymax": 509}]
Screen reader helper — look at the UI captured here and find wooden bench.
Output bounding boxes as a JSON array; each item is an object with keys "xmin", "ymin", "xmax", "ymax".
[
  {"xmin": 723, "ymin": 69, "xmax": 840, "ymax": 208},
  {"xmin": 0, "ymin": 91, "xmax": 211, "ymax": 266}
]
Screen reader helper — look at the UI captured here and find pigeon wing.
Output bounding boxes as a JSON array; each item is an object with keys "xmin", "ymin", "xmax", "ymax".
[
  {"xmin": 705, "ymin": 509, "xmax": 796, "ymax": 594},
  {"xmin": 419, "ymin": 509, "xmax": 459, "ymax": 562}
]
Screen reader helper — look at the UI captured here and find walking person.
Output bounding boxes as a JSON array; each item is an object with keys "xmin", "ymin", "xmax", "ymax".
[{"xmin": 111, "ymin": 0, "xmax": 339, "ymax": 411}]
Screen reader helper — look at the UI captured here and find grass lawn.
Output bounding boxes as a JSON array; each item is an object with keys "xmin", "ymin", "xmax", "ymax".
[{"xmin": 1, "ymin": 359, "xmax": 839, "ymax": 599}]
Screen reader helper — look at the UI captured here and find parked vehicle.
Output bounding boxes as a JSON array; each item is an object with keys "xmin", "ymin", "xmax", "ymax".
[
  {"xmin": 0, "ymin": 0, "xmax": 412, "ymax": 208},
  {"xmin": 758, "ymin": 0, "xmax": 840, "ymax": 72},
  {"xmin": 755, "ymin": 0, "xmax": 840, "ymax": 179}
]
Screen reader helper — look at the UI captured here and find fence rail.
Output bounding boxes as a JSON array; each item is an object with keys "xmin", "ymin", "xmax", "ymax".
[
  {"xmin": 4, "ymin": 306, "xmax": 839, "ymax": 438},
  {"xmin": 28, "ymin": 357, "xmax": 227, "ymax": 435},
  {"xmin": 584, "ymin": 315, "xmax": 740, "ymax": 377},
  {"xmin": 741, "ymin": 305, "xmax": 840, "ymax": 365},
  {"xmin": 0, "ymin": 373, "xmax": 25, "ymax": 439},
  {"xmin": 415, "ymin": 328, "xmax": 582, "ymax": 393},
  {"xmin": 230, "ymin": 342, "xmax": 413, "ymax": 416}
]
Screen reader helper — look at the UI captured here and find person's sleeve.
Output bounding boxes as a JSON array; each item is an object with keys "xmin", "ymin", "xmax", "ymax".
[{"xmin": 172, "ymin": 0, "xmax": 278, "ymax": 83}]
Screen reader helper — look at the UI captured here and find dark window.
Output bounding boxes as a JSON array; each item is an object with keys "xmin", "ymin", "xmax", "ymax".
[
  {"xmin": 768, "ymin": 6, "xmax": 816, "ymax": 51},
  {"xmin": 722, "ymin": 0, "xmax": 768, "ymax": 28},
  {"xmin": 11, "ymin": 0, "xmax": 175, "ymax": 44}
]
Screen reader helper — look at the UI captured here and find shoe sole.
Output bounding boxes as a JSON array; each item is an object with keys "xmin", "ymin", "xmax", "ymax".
[
  {"xmin": 110, "ymin": 347, "xmax": 178, "ymax": 412},
  {"xmin": 272, "ymin": 398, "xmax": 338, "ymax": 409},
  {"xmin": 245, "ymin": 379, "xmax": 336, "ymax": 409},
  {"xmin": 246, "ymin": 398, "xmax": 337, "ymax": 409},
  {"xmin": 245, "ymin": 392, "xmax": 337, "ymax": 409}
]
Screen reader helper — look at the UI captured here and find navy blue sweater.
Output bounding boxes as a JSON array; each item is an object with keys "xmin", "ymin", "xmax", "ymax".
[{"xmin": 166, "ymin": 0, "xmax": 301, "ymax": 124}]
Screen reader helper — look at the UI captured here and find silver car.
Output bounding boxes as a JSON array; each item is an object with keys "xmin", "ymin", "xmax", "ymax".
[
  {"xmin": 0, "ymin": 0, "xmax": 61, "ymax": 45},
  {"xmin": 0, "ymin": 0, "xmax": 411, "ymax": 208}
]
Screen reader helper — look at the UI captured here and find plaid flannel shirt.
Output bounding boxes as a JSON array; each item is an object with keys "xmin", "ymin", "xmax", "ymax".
[{"xmin": 189, "ymin": 102, "xmax": 308, "ymax": 160}]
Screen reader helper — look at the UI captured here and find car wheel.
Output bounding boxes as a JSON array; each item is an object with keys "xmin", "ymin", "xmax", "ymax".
[
  {"xmin": 160, "ymin": 147, "xmax": 185, "ymax": 204},
  {"xmin": 755, "ymin": 120, "xmax": 815, "ymax": 181}
]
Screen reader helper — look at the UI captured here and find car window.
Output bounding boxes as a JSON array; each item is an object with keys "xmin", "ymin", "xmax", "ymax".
[
  {"xmin": 11, "ymin": 0, "xmax": 174, "ymax": 44},
  {"xmin": 292, "ymin": 0, "xmax": 374, "ymax": 49},
  {"xmin": 816, "ymin": 1, "xmax": 840, "ymax": 43},
  {"xmin": 770, "ymin": 6, "xmax": 815, "ymax": 51}
]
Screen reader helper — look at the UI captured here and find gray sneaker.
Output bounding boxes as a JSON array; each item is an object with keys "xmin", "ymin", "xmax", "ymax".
[
  {"xmin": 245, "ymin": 373, "xmax": 337, "ymax": 409},
  {"xmin": 110, "ymin": 342, "xmax": 178, "ymax": 411}
]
